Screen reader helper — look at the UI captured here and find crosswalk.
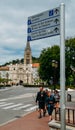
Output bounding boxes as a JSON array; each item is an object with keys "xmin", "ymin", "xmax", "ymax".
[
  {"xmin": 13, "ymin": 104, "xmax": 32, "ymax": 110},
  {"xmin": 0, "ymin": 101, "xmax": 38, "ymax": 112}
]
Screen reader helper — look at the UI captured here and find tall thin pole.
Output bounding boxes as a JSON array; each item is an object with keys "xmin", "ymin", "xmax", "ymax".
[{"xmin": 60, "ymin": 3, "xmax": 66, "ymax": 130}]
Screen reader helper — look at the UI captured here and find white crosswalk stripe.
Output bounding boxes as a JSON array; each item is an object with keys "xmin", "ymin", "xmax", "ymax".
[
  {"xmin": 25, "ymin": 105, "xmax": 38, "ymax": 112},
  {"xmin": 13, "ymin": 104, "xmax": 32, "ymax": 110},
  {"xmin": 0, "ymin": 103, "xmax": 14, "ymax": 107},
  {"xmin": 0, "ymin": 102, "xmax": 6, "ymax": 105},
  {"xmin": 3, "ymin": 103, "xmax": 22, "ymax": 109}
]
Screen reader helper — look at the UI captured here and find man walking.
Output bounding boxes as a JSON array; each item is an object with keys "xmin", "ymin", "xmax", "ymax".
[{"xmin": 36, "ymin": 86, "xmax": 46, "ymax": 118}]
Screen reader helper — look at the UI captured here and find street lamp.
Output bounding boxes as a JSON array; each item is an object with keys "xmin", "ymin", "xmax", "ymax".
[
  {"xmin": 6, "ymin": 72, "xmax": 9, "ymax": 85},
  {"xmin": 26, "ymin": 69, "xmax": 29, "ymax": 84},
  {"xmin": 52, "ymin": 60, "xmax": 58, "ymax": 90},
  {"xmin": 27, "ymin": 73, "xmax": 29, "ymax": 84}
]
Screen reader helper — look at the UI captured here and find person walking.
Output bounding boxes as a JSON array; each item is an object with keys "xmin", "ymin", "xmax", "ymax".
[
  {"xmin": 46, "ymin": 91, "xmax": 55, "ymax": 122},
  {"xmin": 54, "ymin": 90, "xmax": 60, "ymax": 113},
  {"xmin": 36, "ymin": 86, "xmax": 46, "ymax": 118}
]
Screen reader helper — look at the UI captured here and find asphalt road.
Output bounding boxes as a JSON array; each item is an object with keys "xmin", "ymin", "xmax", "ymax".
[{"xmin": 0, "ymin": 85, "xmax": 39, "ymax": 126}]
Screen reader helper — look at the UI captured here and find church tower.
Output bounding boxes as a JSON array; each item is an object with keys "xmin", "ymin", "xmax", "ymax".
[{"xmin": 24, "ymin": 42, "xmax": 32, "ymax": 65}]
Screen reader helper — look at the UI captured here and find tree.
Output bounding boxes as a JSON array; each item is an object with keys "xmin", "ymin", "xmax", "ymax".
[
  {"xmin": 39, "ymin": 45, "xmax": 60, "ymax": 85},
  {"xmin": 32, "ymin": 56, "xmax": 40, "ymax": 63},
  {"xmin": 20, "ymin": 58, "xmax": 24, "ymax": 63},
  {"xmin": 65, "ymin": 37, "xmax": 75, "ymax": 86}
]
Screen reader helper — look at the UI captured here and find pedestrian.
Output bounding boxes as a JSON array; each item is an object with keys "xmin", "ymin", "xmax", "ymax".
[
  {"xmin": 36, "ymin": 86, "xmax": 46, "ymax": 118},
  {"xmin": 44, "ymin": 88, "xmax": 49, "ymax": 99},
  {"xmin": 51, "ymin": 89, "xmax": 54, "ymax": 96},
  {"xmin": 46, "ymin": 91, "xmax": 55, "ymax": 122},
  {"xmin": 54, "ymin": 90, "xmax": 60, "ymax": 113},
  {"xmin": 44, "ymin": 88, "xmax": 49, "ymax": 115}
]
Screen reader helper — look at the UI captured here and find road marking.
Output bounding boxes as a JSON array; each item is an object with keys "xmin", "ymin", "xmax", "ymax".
[
  {"xmin": 0, "ymin": 102, "xmax": 6, "ymax": 104},
  {"xmin": 0, "ymin": 99, "xmax": 7, "ymax": 101},
  {"xmin": 3, "ymin": 103, "xmax": 22, "ymax": 109},
  {"xmin": 13, "ymin": 104, "xmax": 32, "ymax": 110},
  {"xmin": 25, "ymin": 105, "xmax": 38, "ymax": 111},
  {"xmin": 0, "ymin": 103, "xmax": 14, "ymax": 107}
]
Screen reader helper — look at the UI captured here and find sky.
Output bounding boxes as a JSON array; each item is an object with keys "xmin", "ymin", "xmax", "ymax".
[{"xmin": 0, "ymin": 0, "xmax": 75, "ymax": 65}]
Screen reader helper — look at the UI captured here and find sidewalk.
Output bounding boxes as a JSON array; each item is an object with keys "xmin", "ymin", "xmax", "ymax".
[{"xmin": 0, "ymin": 111, "xmax": 50, "ymax": 130}]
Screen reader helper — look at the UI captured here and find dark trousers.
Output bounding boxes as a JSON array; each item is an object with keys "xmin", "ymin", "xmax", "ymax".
[{"xmin": 47, "ymin": 104, "xmax": 54, "ymax": 115}]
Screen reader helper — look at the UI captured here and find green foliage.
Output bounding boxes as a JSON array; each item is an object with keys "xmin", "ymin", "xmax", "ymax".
[
  {"xmin": 39, "ymin": 37, "xmax": 75, "ymax": 87},
  {"xmin": 0, "ymin": 78, "xmax": 6, "ymax": 82},
  {"xmin": 32, "ymin": 56, "xmax": 40, "ymax": 63},
  {"xmin": 39, "ymin": 45, "xmax": 60, "ymax": 85},
  {"xmin": 65, "ymin": 37, "xmax": 75, "ymax": 86}
]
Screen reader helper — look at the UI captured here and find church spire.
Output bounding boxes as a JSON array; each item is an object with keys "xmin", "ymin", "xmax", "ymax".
[
  {"xmin": 24, "ymin": 42, "xmax": 32, "ymax": 65},
  {"xmin": 25, "ymin": 41, "xmax": 31, "ymax": 51}
]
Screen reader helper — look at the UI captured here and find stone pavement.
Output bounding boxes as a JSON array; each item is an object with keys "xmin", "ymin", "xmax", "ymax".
[{"xmin": 0, "ymin": 111, "xmax": 50, "ymax": 130}]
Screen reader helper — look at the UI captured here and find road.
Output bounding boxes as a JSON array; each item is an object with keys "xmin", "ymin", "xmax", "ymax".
[{"xmin": 0, "ymin": 85, "xmax": 39, "ymax": 126}]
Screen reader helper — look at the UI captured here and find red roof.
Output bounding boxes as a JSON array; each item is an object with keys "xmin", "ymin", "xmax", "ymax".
[
  {"xmin": 0, "ymin": 66, "xmax": 9, "ymax": 71},
  {"xmin": 32, "ymin": 63, "xmax": 40, "ymax": 68}
]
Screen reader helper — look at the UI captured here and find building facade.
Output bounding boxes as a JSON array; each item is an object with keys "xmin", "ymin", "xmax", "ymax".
[
  {"xmin": 0, "ymin": 66, "xmax": 9, "ymax": 79},
  {"xmin": 9, "ymin": 42, "xmax": 33, "ymax": 85}
]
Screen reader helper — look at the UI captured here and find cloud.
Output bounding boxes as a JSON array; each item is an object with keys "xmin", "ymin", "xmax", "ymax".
[
  {"xmin": 0, "ymin": 0, "xmax": 75, "ymax": 65},
  {"xmin": 0, "ymin": 47, "xmax": 24, "ymax": 65}
]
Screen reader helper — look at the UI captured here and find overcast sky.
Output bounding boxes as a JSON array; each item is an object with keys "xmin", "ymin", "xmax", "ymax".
[{"xmin": 0, "ymin": 0, "xmax": 75, "ymax": 65}]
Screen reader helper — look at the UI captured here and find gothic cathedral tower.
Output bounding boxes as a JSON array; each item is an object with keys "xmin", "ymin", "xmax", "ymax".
[{"xmin": 24, "ymin": 42, "xmax": 32, "ymax": 65}]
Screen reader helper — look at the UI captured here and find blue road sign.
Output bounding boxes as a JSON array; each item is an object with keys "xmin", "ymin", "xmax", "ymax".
[{"xmin": 27, "ymin": 7, "xmax": 60, "ymax": 41}]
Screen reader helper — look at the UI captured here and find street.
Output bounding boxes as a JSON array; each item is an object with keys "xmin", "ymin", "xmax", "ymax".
[{"xmin": 0, "ymin": 86, "xmax": 38, "ymax": 126}]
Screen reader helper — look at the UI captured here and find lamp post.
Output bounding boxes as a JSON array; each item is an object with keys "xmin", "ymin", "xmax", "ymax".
[
  {"xmin": 26, "ymin": 69, "xmax": 29, "ymax": 84},
  {"xmin": 6, "ymin": 72, "xmax": 9, "ymax": 85},
  {"xmin": 52, "ymin": 60, "xmax": 58, "ymax": 90}
]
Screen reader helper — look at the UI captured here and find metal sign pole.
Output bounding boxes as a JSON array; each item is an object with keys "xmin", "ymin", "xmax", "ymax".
[{"xmin": 60, "ymin": 3, "xmax": 66, "ymax": 130}]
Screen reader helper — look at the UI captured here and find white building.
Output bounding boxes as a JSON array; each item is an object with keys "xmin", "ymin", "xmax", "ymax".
[
  {"xmin": 32, "ymin": 63, "xmax": 40, "ymax": 84},
  {"xmin": 9, "ymin": 63, "xmax": 33, "ymax": 85},
  {"xmin": 0, "ymin": 66, "xmax": 9, "ymax": 79},
  {"xmin": 8, "ymin": 42, "xmax": 33, "ymax": 85}
]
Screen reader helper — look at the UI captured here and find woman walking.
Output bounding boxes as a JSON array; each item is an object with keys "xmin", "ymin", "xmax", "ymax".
[{"xmin": 46, "ymin": 91, "xmax": 55, "ymax": 121}]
